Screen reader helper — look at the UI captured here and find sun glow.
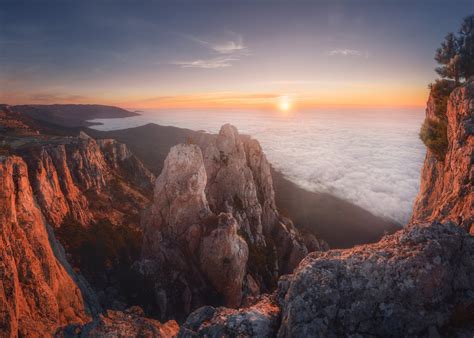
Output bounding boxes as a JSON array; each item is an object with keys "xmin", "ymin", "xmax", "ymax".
[{"xmin": 278, "ymin": 96, "xmax": 291, "ymax": 111}]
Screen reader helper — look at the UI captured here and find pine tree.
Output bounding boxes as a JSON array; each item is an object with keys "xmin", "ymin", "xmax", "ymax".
[
  {"xmin": 458, "ymin": 15, "xmax": 474, "ymax": 80},
  {"xmin": 435, "ymin": 33, "xmax": 461, "ymax": 83}
]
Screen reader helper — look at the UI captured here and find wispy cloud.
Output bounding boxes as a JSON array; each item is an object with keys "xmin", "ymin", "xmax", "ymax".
[
  {"xmin": 172, "ymin": 55, "xmax": 239, "ymax": 69},
  {"xmin": 328, "ymin": 49, "xmax": 369, "ymax": 58},
  {"xmin": 173, "ymin": 33, "xmax": 249, "ymax": 69}
]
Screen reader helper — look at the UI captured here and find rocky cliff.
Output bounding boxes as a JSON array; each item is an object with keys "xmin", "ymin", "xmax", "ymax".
[
  {"xmin": 0, "ymin": 155, "xmax": 91, "ymax": 337},
  {"xmin": 16, "ymin": 136, "xmax": 154, "ymax": 230},
  {"xmin": 139, "ymin": 125, "xmax": 312, "ymax": 320},
  {"xmin": 411, "ymin": 80, "xmax": 473, "ymax": 232},
  {"xmin": 183, "ymin": 222, "xmax": 474, "ymax": 337},
  {"xmin": 0, "ymin": 106, "xmax": 160, "ymax": 336}
]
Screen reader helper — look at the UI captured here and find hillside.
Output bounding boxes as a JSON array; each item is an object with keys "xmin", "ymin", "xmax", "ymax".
[{"xmin": 11, "ymin": 104, "xmax": 138, "ymax": 127}]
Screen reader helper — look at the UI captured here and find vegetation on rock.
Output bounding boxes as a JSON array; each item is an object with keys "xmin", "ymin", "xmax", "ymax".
[
  {"xmin": 420, "ymin": 14, "xmax": 474, "ymax": 161},
  {"xmin": 419, "ymin": 80, "xmax": 456, "ymax": 160}
]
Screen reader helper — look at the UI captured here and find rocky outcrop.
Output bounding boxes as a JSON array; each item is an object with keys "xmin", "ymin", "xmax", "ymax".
[
  {"xmin": 57, "ymin": 307, "xmax": 179, "ymax": 338},
  {"xmin": 179, "ymin": 295, "xmax": 280, "ymax": 337},
  {"xmin": 140, "ymin": 126, "xmax": 312, "ymax": 319},
  {"xmin": 0, "ymin": 155, "xmax": 91, "ymax": 337},
  {"xmin": 194, "ymin": 125, "xmax": 308, "ymax": 277},
  {"xmin": 277, "ymin": 222, "xmax": 474, "ymax": 337},
  {"xmin": 199, "ymin": 213, "xmax": 249, "ymax": 308},
  {"xmin": 411, "ymin": 80, "xmax": 473, "ymax": 232},
  {"xmin": 0, "ymin": 118, "xmax": 157, "ymax": 335},
  {"xmin": 140, "ymin": 144, "xmax": 250, "ymax": 318},
  {"xmin": 188, "ymin": 222, "xmax": 474, "ymax": 337},
  {"xmin": 18, "ymin": 137, "xmax": 154, "ymax": 228}
]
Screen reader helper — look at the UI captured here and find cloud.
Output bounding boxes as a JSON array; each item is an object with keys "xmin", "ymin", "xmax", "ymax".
[
  {"xmin": 328, "ymin": 49, "xmax": 369, "ymax": 58},
  {"xmin": 173, "ymin": 33, "xmax": 249, "ymax": 69},
  {"xmin": 90, "ymin": 108, "xmax": 426, "ymax": 225},
  {"xmin": 172, "ymin": 55, "xmax": 239, "ymax": 69},
  {"xmin": 211, "ymin": 35, "xmax": 247, "ymax": 54}
]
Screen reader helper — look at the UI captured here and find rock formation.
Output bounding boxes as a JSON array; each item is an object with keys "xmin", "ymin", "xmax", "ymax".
[
  {"xmin": 411, "ymin": 80, "xmax": 473, "ymax": 232},
  {"xmin": 277, "ymin": 222, "xmax": 474, "ymax": 337},
  {"xmin": 15, "ymin": 136, "xmax": 155, "ymax": 229},
  {"xmin": 185, "ymin": 222, "xmax": 474, "ymax": 337},
  {"xmin": 199, "ymin": 213, "xmax": 249, "ymax": 308},
  {"xmin": 57, "ymin": 307, "xmax": 179, "ymax": 337},
  {"xmin": 194, "ymin": 124, "xmax": 308, "ymax": 276},
  {"xmin": 139, "ymin": 144, "xmax": 250, "ymax": 319},
  {"xmin": 140, "ymin": 125, "xmax": 313, "ymax": 320},
  {"xmin": 0, "ymin": 107, "xmax": 160, "ymax": 335},
  {"xmin": 179, "ymin": 295, "xmax": 280, "ymax": 337},
  {"xmin": 0, "ymin": 155, "xmax": 91, "ymax": 337}
]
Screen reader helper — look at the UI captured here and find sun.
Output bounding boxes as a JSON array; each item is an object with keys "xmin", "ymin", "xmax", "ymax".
[{"xmin": 278, "ymin": 96, "xmax": 291, "ymax": 111}]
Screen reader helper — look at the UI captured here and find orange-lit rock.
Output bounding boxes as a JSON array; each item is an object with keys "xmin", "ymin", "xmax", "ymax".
[
  {"xmin": 411, "ymin": 80, "xmax": 473, "ymax": 229},
  {"xmin": 0, "ymin": 156, "xmax": 90, "ymax": 337}
]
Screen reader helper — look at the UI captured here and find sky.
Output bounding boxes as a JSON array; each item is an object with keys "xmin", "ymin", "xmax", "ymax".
[{"xmin": 1, "ymin": 0, "xmax": 473, "ymax": 110}]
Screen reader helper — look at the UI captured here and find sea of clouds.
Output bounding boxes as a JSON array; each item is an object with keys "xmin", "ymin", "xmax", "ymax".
[{"xmin": 90, "ymin": 107, "xmax": 426, "ymax": 225}]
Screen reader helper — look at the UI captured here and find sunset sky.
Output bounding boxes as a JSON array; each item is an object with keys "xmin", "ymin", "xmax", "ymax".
[{"xmin": 1, "ymin": 0, "xmax": 473, "ymax": 109}]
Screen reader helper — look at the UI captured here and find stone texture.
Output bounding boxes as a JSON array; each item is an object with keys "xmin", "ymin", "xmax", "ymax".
[
  {"xmin": 411, "ymin": 80, "xmax": 474, "ymax": 232},
  {"xmin": 57, "ymin": 306, "xmax": 179, "ymax": 338},
  {"xmin": 0, "ymin": 155, "xmax": 91, "ymax": 337},
  {"xmin": 179, "ymin": 295, "xmax": 280, "ymax": 337},
  {"xmin": 142, "ymin": 143, "xmax": 210, "ymax": 252},
  {"xmin": 140, "ymin": 144, "xmax": 249, "ymax": 319},
  {"xmin": 195, "ymin": 125, "xmax": 310, "ymax": 276},
  {"xmin": 277, "ymin": 222, "xmax": 474, "ymax": 337},
  {"xmin": 199, "ymin": 213, "xmax": 249, "ymax": 308},
  {"xmin": 140, "ymin": 127, "xmax": 315, "ymax": 319},
  {"xmin": 18, "ymin": 137, "xmax": 155, "ymax": 229}
]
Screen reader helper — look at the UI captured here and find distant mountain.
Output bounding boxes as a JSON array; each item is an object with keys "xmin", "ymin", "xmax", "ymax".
[{"xmin": 11, "ymin": 104, "xmax": 138, "ymax": 127}]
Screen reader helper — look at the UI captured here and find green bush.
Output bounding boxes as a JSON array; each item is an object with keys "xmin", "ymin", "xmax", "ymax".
[
  {"xmin": 420, "ymin": 79, "xmax": 456, "ymax": 161},
  {"xmin": 428, "ymin": 79, "xmax": 456, "ymax": 121},
  {"xmin": 419, "ymin": 118, "xmax": 448, "ymax": 161}
]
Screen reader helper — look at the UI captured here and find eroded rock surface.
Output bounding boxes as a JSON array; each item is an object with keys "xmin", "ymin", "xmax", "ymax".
[
  {"xmin": 0, "ymin": 156, "xmax": 91, "ymax": 337},
  {"xmin": 277, "ymin": 222, "xmax": 474, "ymax": 337},
  {"xmin": 411, "ymin": 80, "xmax": 473, "ymax": 231},
  {"xmin": 199, "ymin": 213, "xmax": 249, "ymax": 308},
  {"xmin": 140, "ymin": 126, "xmax": 314, "ymax": 319},
  {"xmin": 57, "ymin": 307, "xmax": 179, "ymax": 338},
  {"xmin": 179, "ymin": 295, "xmax": 280, "ymax": 337},
  {"xmin": 140, "ymin": 144, "xmax": 250, "ymax": 319}
]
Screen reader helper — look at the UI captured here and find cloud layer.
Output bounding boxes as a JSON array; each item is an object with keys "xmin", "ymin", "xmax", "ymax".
[{"xmin": 91, "ymin": 108, "xmax": 425, "ymax": 225}]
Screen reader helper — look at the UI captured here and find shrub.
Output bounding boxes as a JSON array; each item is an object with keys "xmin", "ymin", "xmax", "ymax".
[
  {"xmin": 419, "ymin": 118, "xmax": 448, "ymax": 161},
  {"xmin": 429, "ymin": 79, "xmax": 456, "ymax": 121},
  {"xmin": 420, "ymin": 79, "xmax": 456, "ymax": 161}
]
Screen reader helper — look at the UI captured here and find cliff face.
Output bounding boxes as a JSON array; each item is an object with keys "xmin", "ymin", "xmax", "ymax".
[
  {"xmin": 139, "ymin": 125, "xmax": 312, "ymax": 320},
  {"xmin": 0, "ymin": 105, "xmax": 157, "ymax": 335},
  {"xmin": 0, "ymin": 155, "xmax": 90, "ymax": 337},
  {"xmin": 411, "ymin": 80, "xmax": 473, "ymax": 231},
  {"xmin": 17, "ymin": 137, "xmax": 154, "ymax": 229}
]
